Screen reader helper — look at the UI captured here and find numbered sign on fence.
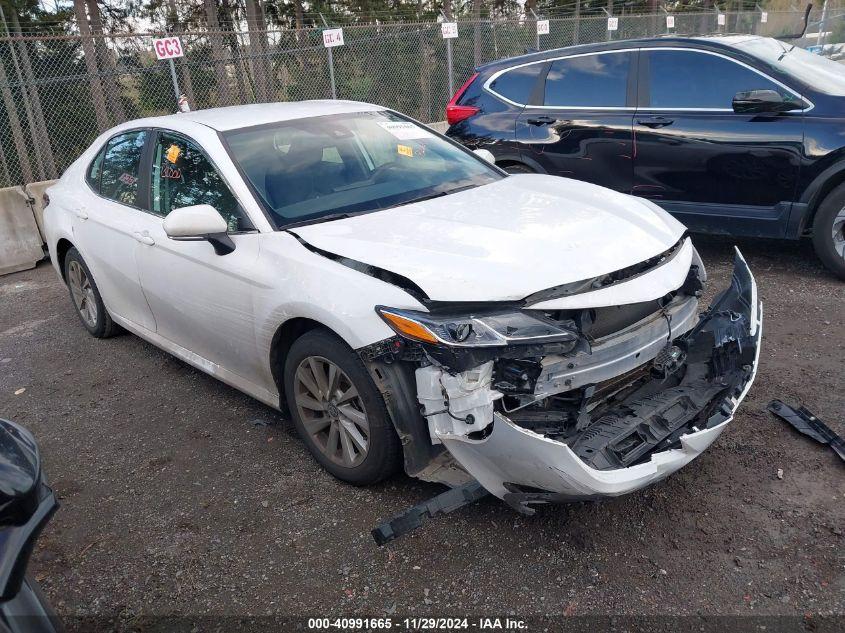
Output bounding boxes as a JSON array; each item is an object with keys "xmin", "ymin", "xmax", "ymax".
[
  {"xmin": 666, "ymin": 15, "xmax": 675, "ymax": 29},
  {"xmin": 323, "ymin": 28, "xmax": 344, "ymax": 48},
  {"xmin": 717, "ymin": 13, "xmax": 726, "ymax": 26},
  {"xmin": 607, "ymin": 17, "xmax": 618, "ymax": 31},
  {"xmin": 441, "ymin": 22, "xmax": 458, "ymax": 39},
  {"xmin": 537, "ymin": 20, "xmax": 550, "ymax": 35},
  {"xmin": 153, "ymin": 37, "xmax": 184, "ymax": 60},
  {"xmin": 761, "ymin": 12, "xmax": 768, "ymax": 23}
]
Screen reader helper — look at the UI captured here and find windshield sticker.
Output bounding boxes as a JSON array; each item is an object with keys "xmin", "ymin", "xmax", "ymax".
[
  {"xmin": 397, "ymin": 144, "xmax": 414, "ymax": 157},
  {"xmin": 377, "ymin": 121, "xmax": 433, "ymax": 140},
  {"xmin": 165, "ymin": 144, "xmax": 182, "ymax": 164}
]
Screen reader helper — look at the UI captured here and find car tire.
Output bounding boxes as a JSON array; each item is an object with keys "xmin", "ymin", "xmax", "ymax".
[
  {"xmin": 503, "ymin": 163, "xmax": 535, "ymax": 175},
  {"xmin": 283, "ymin": 328, "xmax": 402, "ymax": 485},
  {"xmin": 63, "ymin": 247, "xmax": 121, "ymax": 338},
  {"xmin": 812, "ymin": 183, "xmax": 845, "ymax": 280}
]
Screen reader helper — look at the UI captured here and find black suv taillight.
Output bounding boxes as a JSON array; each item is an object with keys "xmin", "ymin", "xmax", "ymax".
[{"xmin": 446, "ymin": 73, "xmax": 480, "ymax": 126}]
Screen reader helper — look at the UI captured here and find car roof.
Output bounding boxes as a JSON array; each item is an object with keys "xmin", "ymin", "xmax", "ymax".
[
  {"xmin": 116, "ymin": 100, "xmax": 386, "ymax": 134},
  {"xmin": 475, "ymin": 35, "xmax": 771, "ymax": 73}
]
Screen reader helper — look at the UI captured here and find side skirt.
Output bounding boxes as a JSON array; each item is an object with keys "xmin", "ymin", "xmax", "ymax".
[{"xmin": 110, "ymin": 313, "xmax": 281, "ymax": 410}]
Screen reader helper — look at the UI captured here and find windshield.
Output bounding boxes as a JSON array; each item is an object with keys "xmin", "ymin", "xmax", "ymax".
[
  {"xmin": 733, "ymin": 37, "xmax": 845, "ymax": 96},
  {"xmin": 223, "ymin": 110, "xmax": 502, "ymax": 228}
]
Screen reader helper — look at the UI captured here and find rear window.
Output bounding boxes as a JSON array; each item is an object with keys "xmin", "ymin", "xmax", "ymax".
[
  {"xmin": 489, "ymin": 64, "xmax": 544, "ymax": 105},
  {"xmin": 544, "ymin": 52, "xmax": 630, "ymax": 108}
]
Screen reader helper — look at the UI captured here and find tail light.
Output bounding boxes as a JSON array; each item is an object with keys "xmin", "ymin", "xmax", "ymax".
[{"xmin": 446, "ymin": 73, "xmax": 480, "ymax": 126}]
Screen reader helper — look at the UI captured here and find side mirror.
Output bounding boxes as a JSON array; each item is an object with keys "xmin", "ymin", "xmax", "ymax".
[
  {"xmin": 732, "ymin": 89, "xmax": 803, "ymax": 114},
  {"xmin": 473, "ymin": 148, "xmax": 496, "ymax": 164},
  {"xmin": 163, "ymin": 204, "xmax": 235, "ymax": 256}
]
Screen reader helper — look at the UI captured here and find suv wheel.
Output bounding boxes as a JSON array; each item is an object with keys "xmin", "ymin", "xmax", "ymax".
[
  {"xmin": 64, "ymin": 248, "xmax": 120, "ymax": 338},
  {"xmin": 283, "ymin": 329, "xmax": 401, "ymax": 485},
  {"xmin": 812, "ymin": 183, "xmax": 845, "ymax": 280}
]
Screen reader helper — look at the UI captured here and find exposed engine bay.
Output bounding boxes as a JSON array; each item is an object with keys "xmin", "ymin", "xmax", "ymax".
[{"xmin": 361, "ymin": 248, "xmax": 762, "ymax": 513}]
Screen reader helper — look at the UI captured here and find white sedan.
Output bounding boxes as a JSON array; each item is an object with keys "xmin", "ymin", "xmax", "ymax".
[{"xmin": 44, "ymin": 101, "xmax": 761, "ymax": 513}]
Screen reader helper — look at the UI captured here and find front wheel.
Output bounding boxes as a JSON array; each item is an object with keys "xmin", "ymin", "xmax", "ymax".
[
  {"xmin": 812, "ymin": 183, "xmax": 845, "ymax": 280},
  {"xmin": 283, "ymin": 329, "xmax": 402, "ymax": 485}
]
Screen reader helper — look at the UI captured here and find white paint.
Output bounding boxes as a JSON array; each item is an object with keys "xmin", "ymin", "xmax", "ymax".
[
  {"xmin": 537, "ymin": 19, "xmax": 549, "ymax": 35},
  {"xmin": 441, "ymin": 22, "xmax": 458, "ymax": 39},
  {"xmin": 322, "ymin": 28, "xmax": 344, "ymax": 48},
  {"xmin": 607, "ymin": 17, "xmax": 618, "ymax": 31},
  {"xmin": 163, "ymin": 204, "xmax": 228, "ymax": 238},
  {"xmin": 152, "ymin": 36, "xmax": 184, "ymax": 60},
  {"xmin": 527, "ymin": 238, "xmax": 695, "ymax": 310},
  {"xmin": 291, "ymin": 175, "xmax": 686, "ymax": 303}
]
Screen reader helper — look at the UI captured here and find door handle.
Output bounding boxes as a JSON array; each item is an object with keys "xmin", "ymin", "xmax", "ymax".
[
  {"xmin": 133, "ymin": 231, "xmax": 155, "ymax": 246},
  {"xmin": 72, "ymin": 207, "xmax": 88, "ymax": 220},
  {"xmin": 636, "ymin": 116, "xmax": 674, "ymax": 129},
  {"xmin": 526, "ymin": 116, "xmax": 557, "ymax": 126}
]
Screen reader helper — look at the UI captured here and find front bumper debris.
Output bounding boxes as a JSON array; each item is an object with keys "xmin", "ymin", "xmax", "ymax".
[{"xmin": 416, "ymin": 249, "xmax": 762, "ymax": 514}]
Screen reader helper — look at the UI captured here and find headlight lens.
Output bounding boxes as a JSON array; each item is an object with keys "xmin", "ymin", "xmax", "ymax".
[{"xmin": 376, "ymin": 306, "xmax": 579, "ymax": 348}]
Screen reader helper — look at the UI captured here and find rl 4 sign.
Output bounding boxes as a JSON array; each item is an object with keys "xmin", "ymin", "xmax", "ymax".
[
  {"xmin": 153, "ymin": 36, "xmax": 184, "ymax": 60},
  {"xmin": 323, "ymin": 28, "xmax": 344, "ymax": 48},
  {"xmin": 441, "ymin": 22, "xmax": 458, "ymax": 39}
]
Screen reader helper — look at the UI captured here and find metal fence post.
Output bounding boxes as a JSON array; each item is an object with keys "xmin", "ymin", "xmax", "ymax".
[
  {"xmin": 446, "ymin": 37, "xmax": 454, "ymax": 98},
  {"xmin": 328, "ymin": 47, "xmax": 337, "ymax": 99},
  {"xmin": 321, "ymin": 14, "xmax": 337, "ymax": 100},
  {"xmin": 167, "ymin": 58, "xmax": 182, "ymax": 105}
]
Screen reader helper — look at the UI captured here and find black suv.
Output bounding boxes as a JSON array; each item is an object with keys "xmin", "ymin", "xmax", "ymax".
[{"xmin": 445, "ymin": 36, "xmax": 845, "ymax": 279}]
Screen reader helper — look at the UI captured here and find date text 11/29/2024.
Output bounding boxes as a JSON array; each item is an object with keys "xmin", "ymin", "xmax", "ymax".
[{"xmin": 307, "ymin": 617, "xmax": 528, "ymax": 630}]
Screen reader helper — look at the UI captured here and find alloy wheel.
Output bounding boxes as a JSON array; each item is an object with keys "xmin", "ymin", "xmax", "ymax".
[
  {"xmin": 67, "ymin": 260, "xmax": 98, "ymax": 328},
  {"xmin": 293, "ymin": 356, "xmax": 370, "ymax": 467},
  {"xmin": 832, "ymin": 207, "xmax": 845, "ymax": 259}
]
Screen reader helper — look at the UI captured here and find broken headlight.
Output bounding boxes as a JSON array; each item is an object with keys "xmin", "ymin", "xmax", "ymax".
[{"xmin": 376, "ymin": 306, "xmax": 580, "ymax": 349}]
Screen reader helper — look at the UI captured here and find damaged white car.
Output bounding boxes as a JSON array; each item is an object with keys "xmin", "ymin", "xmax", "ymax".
[{"xmin": 44, "ymin": 102, "xmax": 762, "ymax": 516}]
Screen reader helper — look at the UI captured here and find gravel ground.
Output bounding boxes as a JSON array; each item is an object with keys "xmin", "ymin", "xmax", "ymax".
[{"xmin": 0, "ymin": 236, "xmax": 843, "ymax": 631}]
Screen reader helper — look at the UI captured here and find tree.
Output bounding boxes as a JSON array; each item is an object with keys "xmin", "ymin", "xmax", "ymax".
[
  {"xmin": 245, "ymin": 0, "xmax": 271, "ymax": 101},
  {"xmin": 203, "ymin": 0, "xmax": 235, "ymax": 105},
  {"xmin": 85, "ymin": 0, "xmax": 126, "ymax": 123},
  {"xmin": 73, "ymin": 0, "xmax": 110, "ymax": 131},
  {"xmin": 7, "ymin": 6, "xmax": 56, "ymax": 178}
]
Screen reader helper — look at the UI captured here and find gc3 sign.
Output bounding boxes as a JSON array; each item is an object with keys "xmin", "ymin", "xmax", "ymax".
[{"xmin": 152, "ymin": 36, "xmax": 184, "ymax": 60}]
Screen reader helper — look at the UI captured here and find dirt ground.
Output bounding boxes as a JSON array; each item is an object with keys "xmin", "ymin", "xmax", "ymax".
[{"xmin": 0, "ymin": 235, "xmax": 842, "ymax": 631}]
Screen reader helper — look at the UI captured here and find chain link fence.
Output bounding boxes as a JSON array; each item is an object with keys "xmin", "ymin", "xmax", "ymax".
[{"xmin": 0, "ymin": 7, "xmax": 843, "ymax": 188}]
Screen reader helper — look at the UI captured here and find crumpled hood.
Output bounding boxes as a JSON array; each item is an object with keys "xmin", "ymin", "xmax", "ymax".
[{"xmin": 290, "ymin": 175, "xmax": 686, "ymax": 303}]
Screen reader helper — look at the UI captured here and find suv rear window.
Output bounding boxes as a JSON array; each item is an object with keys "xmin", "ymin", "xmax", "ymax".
[
  {"xmin": 489, "ymin": 64, "xmax": 543, "ymax": 105},
  {"xmin": 544, "ymin": 52, "xmax": 630, "ymax": 108}
]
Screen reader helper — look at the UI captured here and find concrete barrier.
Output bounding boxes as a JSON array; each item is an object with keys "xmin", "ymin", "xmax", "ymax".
[
  {"xmin": 0, "ymin": 186, "xmax": 44, "ymax": 276},
  {"xmin": 24, "ymin": 180, "xmax": 58, "ymax": 243},
  {"xmin": 429, "ymin": 120, "xmax": 449, "ymax": 134}
]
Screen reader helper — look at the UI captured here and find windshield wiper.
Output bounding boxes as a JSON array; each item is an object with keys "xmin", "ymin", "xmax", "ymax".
[
  {"xmin": 282, "ymin": 212, "xmax": 357, "ymax": 230},
  {"xmin": 381, "ymin": 184, "xmax": 479, "ymax": 210}
]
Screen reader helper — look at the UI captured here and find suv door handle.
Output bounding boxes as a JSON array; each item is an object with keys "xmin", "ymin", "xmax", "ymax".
[
  {"xmin": 133, "ymin": 231, "xmax": 155, "ymax": 246},
  {"xmin": 72, "ymin": 207, "xmax": 88, "ymax": 220},
  {"xmin": 526, "ymin": 116, "xmax": 557, "ymax": 126},
  {"xmin": 636, "ymin": 116, "xmax": 674, "ymax": 129}
]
